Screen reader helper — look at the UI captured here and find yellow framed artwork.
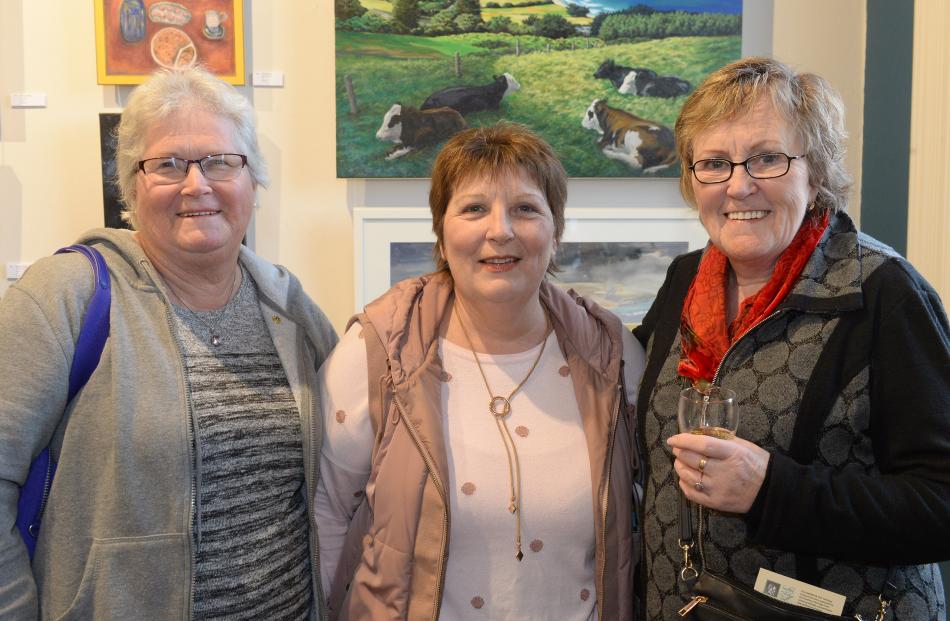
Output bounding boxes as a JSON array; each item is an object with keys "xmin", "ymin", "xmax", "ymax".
[{"xmin": 94, "ymin": 0, "xmax": 245, "ymax": 85}]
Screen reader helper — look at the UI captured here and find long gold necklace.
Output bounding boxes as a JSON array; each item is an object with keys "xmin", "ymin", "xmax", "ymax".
[{"xmin": 455, "ymin": 306, "xmax": 549, "ymax": 561}]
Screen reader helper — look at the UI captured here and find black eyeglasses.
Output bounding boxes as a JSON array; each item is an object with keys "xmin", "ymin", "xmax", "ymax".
[
  {"xmin": 138, "ymin": 153, "xmax": 248, "ymax": 184},
  {"xmin": 689, "ymin": 152, "xmax": 805, "ymax": 184}
]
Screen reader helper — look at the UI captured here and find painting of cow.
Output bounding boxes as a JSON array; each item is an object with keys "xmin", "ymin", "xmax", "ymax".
[
  {"xmin": 594, "ymin": 59, "xmax": 691, "ymax": 98},
  {"xmin": 581, "ymin": 98, "xmax": 677, "ymax": 173},
  {"xmin": 376, "ymin": 104, "xmax": 467, "ymax": 160},
  {"xmin": 421, "ymin": 73, "xmax": 521, "ymax": 116}
]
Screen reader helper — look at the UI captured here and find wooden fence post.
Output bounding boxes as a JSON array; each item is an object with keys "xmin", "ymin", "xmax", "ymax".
[
  {"xmin": 454, "ymin": 52, "xmax": 461, "ymax": 77},
  {"xmin": 344, "ymin": 75, "xmax": 358, "ymax": 115},
  {"xmin": 515, "ymin": 39, "xmax": 520, "ymax": 56}
]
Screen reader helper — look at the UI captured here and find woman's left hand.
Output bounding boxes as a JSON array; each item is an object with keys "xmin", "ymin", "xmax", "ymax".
[{"xmin": 667, "ymin": 433, "xmax": 771, "ymax": 513}]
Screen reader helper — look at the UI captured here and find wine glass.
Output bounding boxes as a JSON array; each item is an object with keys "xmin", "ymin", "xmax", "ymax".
[{"xmin": 677, "ymin": 386, "xmax": 738, "ymax": 439}]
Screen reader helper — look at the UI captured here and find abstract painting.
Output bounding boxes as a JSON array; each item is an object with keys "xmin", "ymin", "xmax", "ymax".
[{"xmin": 99, "ymin": 113, "xmax": 130, "ymax": 230}]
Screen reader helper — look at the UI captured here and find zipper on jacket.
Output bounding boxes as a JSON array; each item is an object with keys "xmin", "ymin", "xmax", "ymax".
[
  {"xmin": 596, "ymin": 385, "xmax": 623, "ymax": 620},
  {"xmin": 685, "ymin": 309, "xmax": 784, "ymax": 611},
  {"xmin": 711, "ymin": 309, "xmax": 785, "ymax": 384},
  {"xmin": 157, "ymin": 276, "xmax": 198, "ymax": 620},
  {"xmin": 390, "ymin": 380, "xmax": 449, "ymax": 621},
  {"xmin": 304, "ymin": 338, "xmax": 328, "ymax": 618},
  {"xmin": 34, "ymin": 457, "xmax": 56, "ymax": 534}
]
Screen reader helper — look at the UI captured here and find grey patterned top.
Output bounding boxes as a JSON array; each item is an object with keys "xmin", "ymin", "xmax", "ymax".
[{"xmin": 173, "ymin": 269, "xmax": 312, "ymax": 620}]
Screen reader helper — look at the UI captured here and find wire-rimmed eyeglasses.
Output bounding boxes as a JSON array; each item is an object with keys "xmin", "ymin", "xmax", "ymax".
[
  {"xmin": 138, "ymin": 153, "xmax": 248, "ymax": 184},
  {"xmin": 689, "ymin": 152, "xmax": 805, "ymax": 184}
]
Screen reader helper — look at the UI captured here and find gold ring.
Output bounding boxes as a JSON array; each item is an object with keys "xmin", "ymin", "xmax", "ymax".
[{"xmin": 698, "ymin": 456, "xmax": 707, "ymax": 472}]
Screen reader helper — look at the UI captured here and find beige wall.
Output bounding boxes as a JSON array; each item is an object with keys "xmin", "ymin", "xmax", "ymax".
[
  {"xmin": 908, "ymin": 0, "xmax": 950, "ymax": 301},
  {"xmin": 772, "ymin": 0, "xmax": 867, "ymax": 225},
  {"xmin": 1, "ymin": 0, "xmax": 868, "ymax": 331}
]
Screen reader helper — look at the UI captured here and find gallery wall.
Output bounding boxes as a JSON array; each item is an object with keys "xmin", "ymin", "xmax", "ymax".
[{"xmin": 0, "ymin": 0, "xmax": 868, "ymax": 331}]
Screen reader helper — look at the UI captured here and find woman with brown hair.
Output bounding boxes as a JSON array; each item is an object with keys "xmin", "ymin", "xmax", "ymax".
[{"xmin": 316, "ymin": 123, "xmax": 645, "ymax": 620}]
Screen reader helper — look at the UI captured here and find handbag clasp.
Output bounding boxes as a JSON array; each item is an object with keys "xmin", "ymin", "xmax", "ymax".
[{"xmin": 677, "ymin": 538, "xmax": 698, "ymax": 582}]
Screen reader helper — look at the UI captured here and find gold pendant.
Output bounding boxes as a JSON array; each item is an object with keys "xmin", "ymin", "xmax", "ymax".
[{"xmin": 489, "ymin": 395, "xmax": 511, "ymax": 417}]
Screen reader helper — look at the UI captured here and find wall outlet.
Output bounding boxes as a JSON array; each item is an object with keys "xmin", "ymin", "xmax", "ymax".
[{"xmin": 5, "ymin": 262, "xmax": 30, "ymax": 280}]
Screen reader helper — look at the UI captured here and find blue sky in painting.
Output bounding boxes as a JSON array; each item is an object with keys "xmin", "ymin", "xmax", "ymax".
[{"xmin": 554, "ymin": 0, "xmax": 741, "ymax": 16}]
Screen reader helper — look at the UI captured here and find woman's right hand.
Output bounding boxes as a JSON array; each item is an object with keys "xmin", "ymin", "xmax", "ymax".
[{"xmin": 668, "ymin": 433, "xmax": 771, "ymax": 514}]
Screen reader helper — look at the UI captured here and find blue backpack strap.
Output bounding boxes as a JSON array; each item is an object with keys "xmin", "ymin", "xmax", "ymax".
[{"xmin": 15, "ymin": 244, "xmax": 111, "ymax": 559}]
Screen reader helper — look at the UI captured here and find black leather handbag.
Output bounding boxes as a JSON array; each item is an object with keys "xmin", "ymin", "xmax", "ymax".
[
  {"xmin": 679, "ymin": 570, "xmax": 855, "ymax": 620},
  {"xmin": 675, "ymin": 492, "xmax": 894, "ymax": 621}
]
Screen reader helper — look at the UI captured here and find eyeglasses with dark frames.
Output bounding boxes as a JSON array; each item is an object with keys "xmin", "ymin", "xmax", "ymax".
[
  {"xmin": 689, "ymin": 152, "xmax": 805, "ymax": 184},
  {"xmin": 138, "ymin": 153, "xmax": 248, "ymax": 184}
]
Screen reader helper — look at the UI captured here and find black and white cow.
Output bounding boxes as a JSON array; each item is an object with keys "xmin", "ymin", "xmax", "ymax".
[
  {"xmin": 420, "ymin": 73, "xmax": 521, "ymax": 116},
  {"xmin": 593, "ymin": 59, "xmax": 690, "ymax": 98},
  {"xmin": 581, "ymin": 98, "xmax": 677, "ymax": 173},
  {"xmin": 618, "ymin": 69, "xmax": 690, "ymax": 98},
  {"xmin": 593, "ymin": 59, "xmax": 655, "ymax": 89},
  {"xmin": 376, "ymin": 103, "xmax": 466, "ymax": 160}
]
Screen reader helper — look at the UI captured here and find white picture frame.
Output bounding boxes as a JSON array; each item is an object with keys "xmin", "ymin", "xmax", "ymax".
[{"xmin": 353, "ymin": 207, "xmax": 708, "ymax": 323}]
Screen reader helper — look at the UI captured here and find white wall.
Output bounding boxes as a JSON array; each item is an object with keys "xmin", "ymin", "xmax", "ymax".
[{"xmin": 0, "ymin": 0, "xmax": 867, "ymax": 331}]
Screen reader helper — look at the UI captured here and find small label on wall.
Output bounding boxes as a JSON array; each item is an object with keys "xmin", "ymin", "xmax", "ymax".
[
  {"xmin": 252, "ymin": 72, "xmax": 285, "ymax": 87},
  {"xmin": 11, "ymin": 93, "xmax": 47, "ymax": 108},
  {"xmin": 5, "ymin": 263, "xmax": 30, "ymax": 280}
]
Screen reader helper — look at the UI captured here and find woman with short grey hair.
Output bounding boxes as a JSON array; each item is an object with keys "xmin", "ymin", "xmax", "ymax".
[{"xmin": 0, "ymin": 67, "xmax": 337, "ymax": 620}]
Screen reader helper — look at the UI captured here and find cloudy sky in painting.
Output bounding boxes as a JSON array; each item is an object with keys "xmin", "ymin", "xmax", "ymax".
[{"xmin": 390, "ymin": 241, "xmax": 688, "ymax": 324}]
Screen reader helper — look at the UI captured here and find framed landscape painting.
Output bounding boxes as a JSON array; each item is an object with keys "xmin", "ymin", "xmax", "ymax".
[
  {"xmin": 353, "ymin": 207, "xmax": 709, "ymax": 324},
  {"xmin": 94, "ymin": 0, "xmax": 245, "ymax": 84},
  {"xmin": 335, "ymin": 0, "xmax": 742, "ymax": 178}
]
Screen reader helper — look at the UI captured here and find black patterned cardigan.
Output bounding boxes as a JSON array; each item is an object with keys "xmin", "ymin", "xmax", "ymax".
[{"xmin": 632, "ymin": 211, "xmax": 950, "ymax": 621}]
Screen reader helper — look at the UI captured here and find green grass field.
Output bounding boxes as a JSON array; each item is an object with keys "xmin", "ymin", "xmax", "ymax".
[
  {"xmin": 336, "ymin": 33, "xmax": 740, "ymax": 177},
  {"xmin": 355, "ymin": 0, "xmax": 588, "ymax": 24},
  {"xmin": 360, "ymin": 0, "xmax": 393, "ymax": 15},
  {"xmin": 336, "ymin": 31, "xmax": 487, "ymax": 58},
  {"xmin": 481, "ymin": 3, "xmax": 592, "ymax": 25}
]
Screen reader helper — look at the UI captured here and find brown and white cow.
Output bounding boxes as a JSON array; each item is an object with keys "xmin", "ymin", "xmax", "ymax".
[
  {"xmin": 581, "ymin": 98, "xmax": 677, "ymax": 173},
  {"xmin": 376, "ymin": 103, "xmax": 466, "ymax": 160}
]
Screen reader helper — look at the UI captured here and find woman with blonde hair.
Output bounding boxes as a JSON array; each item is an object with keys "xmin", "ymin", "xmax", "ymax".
[{"xmin": 634, "ymin": 57, "xmax": 949, "ymax": 620}]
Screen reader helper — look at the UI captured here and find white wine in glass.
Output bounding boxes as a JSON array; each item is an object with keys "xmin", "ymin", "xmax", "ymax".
[{"xmin": 677, "ymin": 386, "xmax": 738, "ymax": 439}]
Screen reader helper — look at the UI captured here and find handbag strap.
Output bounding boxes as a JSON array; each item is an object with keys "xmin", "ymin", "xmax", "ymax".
[
  {"xmin": 55, "ymin": 245, "xmax": 111, "ymax": 402},
  {"xmin": 678, "ymin": 488, "xmax": 699, "ymax": 585},
  {"xmin": 16, "ymin": 245, "xmax": 111, "ymax": 560}
]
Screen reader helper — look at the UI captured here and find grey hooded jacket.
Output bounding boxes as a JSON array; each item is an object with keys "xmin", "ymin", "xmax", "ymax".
[{"xmin": 0, "ymin": 228, "xmax": 337, "ymax": 620}]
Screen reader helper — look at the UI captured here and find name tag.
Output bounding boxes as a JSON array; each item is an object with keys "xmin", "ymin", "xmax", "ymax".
[{"xmin": 754, "ymin": 568, "xmax": 846, "ymax": 616}]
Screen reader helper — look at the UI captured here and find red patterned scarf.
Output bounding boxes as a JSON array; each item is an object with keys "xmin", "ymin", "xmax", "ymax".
[{"xmin": 678, "ymin": 212, "xmax": 829, "ymax": 385}]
